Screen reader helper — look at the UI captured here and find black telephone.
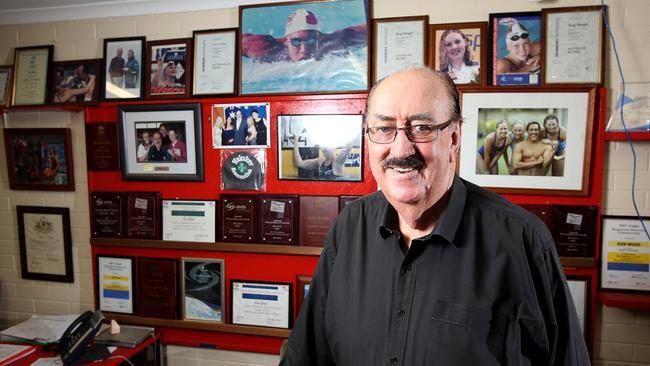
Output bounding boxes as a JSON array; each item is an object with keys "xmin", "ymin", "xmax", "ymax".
[{"xmin": 57, "ymin": 310, "xmax": 105, "ymax": 365}]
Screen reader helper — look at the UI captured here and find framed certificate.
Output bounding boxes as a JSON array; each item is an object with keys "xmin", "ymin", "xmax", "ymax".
[
  {"xmin": 231, "ymin": 280, "xmax": 292, "ymax": 329},
  {"xmin": 0, "ymin": 65, "xmax": 13, "ymax": 107},
  {"xmin": 182, "ymin": 258, "xmax": 225, "ymax": 322},
  {"xmin": 601, "ymin": 215, "xmax": 650, "ymax": 292},
  {"xmin": 11, "ymin": 45, "xmax": 53, "ymax": 106},
  {"xmin": 16, "ymin": 206, "xmax": 73, "ymax": 283},
  {"xmin": 145, "ymin": 38, "xmax": 192, "ymax": 99},
  {"xmin": 542, "ymin": 6, "xmax": 605, "ymax": 85},
  {"xmin": 162, "ymin": 199, "xmax": 217, "ymax": 243},
  {"xmin": 192, "ymin": 28, "xmax": 238, "ymax": 96},
  {"xmin": 96, "ymin": 255, "xmax": 135, "ymax": 314},
  {"xmin": 372, "ymin": 16, "xmax": 429, "ymax": 83},
  {"xmin": 567, "ymin": 276, "xmax": 589, "ymax": 337},
  {"xmin": 296, "ymin": 275, "xmax": 312, "ymax": 314}
]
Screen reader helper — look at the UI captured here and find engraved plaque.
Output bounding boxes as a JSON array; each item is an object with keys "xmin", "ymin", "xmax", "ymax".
[
  {"xmin": 85, "ymin": 123, "xmax": 120, "ymax": 171},
  {"xmin": 551, "ymin": 205, "xmax": 597, "ymax": 258},
  {"xmin": 125, "ymin": 191, "xmax": 161, "ymax": 239},
  {"xmin": 139, "ymin": 257, "xmax": 178, "ymax": 319},
  {"xmin": 220, "ymin": 194, "xmax": 257, "ymax": 243},
  {"xmin": 91, "ymin": 191, "xmax": 123, "ymax": 238},
  {"xmin": 259, "ymin": 195, "xmax": 298, "ymax": 245},
  {"xmin": 299, "ymin": 196, "xmax": 338, "ymax": 247}
]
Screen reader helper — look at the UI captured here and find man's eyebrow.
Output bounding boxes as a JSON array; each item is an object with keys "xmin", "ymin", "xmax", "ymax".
[{"xmin": 368, "ymin": 112, "xmax": 435, "ymax": 123}]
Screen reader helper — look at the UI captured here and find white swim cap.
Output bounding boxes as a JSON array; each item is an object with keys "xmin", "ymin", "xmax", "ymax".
[
  {"xmin": 285, "ymin": 9, "xmax": 320, "ymax": 36},
  {"xmin": 506, "ymin": 22, "xmax": 529, "ymax": 45}
]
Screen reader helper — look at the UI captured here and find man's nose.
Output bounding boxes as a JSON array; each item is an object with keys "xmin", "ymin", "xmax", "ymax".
[{"xmin": 390, "ymin": 128, "xmax": 415, "ymax": 157}]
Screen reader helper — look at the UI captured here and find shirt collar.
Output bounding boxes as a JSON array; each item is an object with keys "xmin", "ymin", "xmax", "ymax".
[{"xmin": 378, "ymin": 175, "xmax": 467, "ymax": 247}]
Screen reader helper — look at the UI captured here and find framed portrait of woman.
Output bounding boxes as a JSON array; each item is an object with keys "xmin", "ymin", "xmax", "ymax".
[
  {"xmin": 145, "ymin": 38, "xmax": 193, "ymax": 99},
  {"xmin": 430, "ymin": 22, "xmax": 487, "ymax": 86}
]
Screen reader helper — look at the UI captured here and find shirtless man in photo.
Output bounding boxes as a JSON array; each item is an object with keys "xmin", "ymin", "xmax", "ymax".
[{"xmin": 512, "ymin": 121, "xmax": 554, "ymax": 176}]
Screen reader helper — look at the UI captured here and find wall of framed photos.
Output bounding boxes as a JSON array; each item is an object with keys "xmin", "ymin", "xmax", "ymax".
[{"xmin": 0, "ymin": 0, "xmax": 649, "ymax": 364}]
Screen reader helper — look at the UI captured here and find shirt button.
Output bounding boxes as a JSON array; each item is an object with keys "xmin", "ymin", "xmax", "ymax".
[
  {"xmin": 397, "ymin": 310, "xmax": 406, "ymax": 317},
  {"xmin": 390, "ymin": 357, "xmax": 398, "ymax": 365},
  {"xmin": 407, "ymin": 264, "xmax": 413, "ymax": 271}
]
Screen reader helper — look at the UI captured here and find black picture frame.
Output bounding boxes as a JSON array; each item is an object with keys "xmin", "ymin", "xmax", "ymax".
[
  {"xmin": 192, "ymin": 28, "xmax": 238, "ymax": 97},
  {"xmin": 102, "ymin": 36, "xmax": 146, "ymax": 101},
  {"xmin": 50, "ymin": 59, "xmax": 101, "ymax": 106},
  {"xmin": 11, "ymin": 45, "xmax": 54, "ymax": 107}
]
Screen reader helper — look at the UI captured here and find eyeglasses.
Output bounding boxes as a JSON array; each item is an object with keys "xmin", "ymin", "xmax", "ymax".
[
  {"xmin": 290, "ymin": 37, "xmax": 317, "ymax": 47},
  {"xmin": 365, "ymin": 119, "xmax": 455, "ymax": 144},
  {"xmin": 509, "ymin": 33, "xmax": 529, "ymax": 42}
]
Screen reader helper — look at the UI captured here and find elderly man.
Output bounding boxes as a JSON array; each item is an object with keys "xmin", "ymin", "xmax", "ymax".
[{"xmin": 280, "ymin": 67, "xmax": 589, "ymax": 365}]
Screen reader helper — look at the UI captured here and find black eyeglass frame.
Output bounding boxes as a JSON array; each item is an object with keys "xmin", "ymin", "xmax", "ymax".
[{"xmin": 365, "ymin": 118, "xmax": 455, "ymax": 144}]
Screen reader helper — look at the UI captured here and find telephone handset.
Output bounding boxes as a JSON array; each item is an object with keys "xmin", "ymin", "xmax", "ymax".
[{"xmin": 57, "ymin": 310, "xmax": 105, "ymax": 365}]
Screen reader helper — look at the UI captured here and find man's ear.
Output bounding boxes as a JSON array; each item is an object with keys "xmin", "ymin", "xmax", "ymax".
[{"xmin": 449, "ymin": 121, "xmax": 461, "ymax": 162}]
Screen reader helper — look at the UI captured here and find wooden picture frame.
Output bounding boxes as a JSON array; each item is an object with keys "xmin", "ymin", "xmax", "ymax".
[
  {"xmin": 488, "ymin": 11, "xmax": 542, "ymax": 86},
  {"xmin": 296, "ymin": 274, "xmax": 312, "ymax": 315},
  {"xmin": 0, "ymin": 65, "xmax": 13, "ymax": 107},
  {"xmin": 239, "ymin": 0, "xmax": 370, "ymax": 95},
  {"xmin": 458, "ymin": 87, "xmax": 596, "ymax": 196},
  {"xmin": 372, "ymin": 15, "xmax": 429, "ymax": 83},
  {"xmin": 50, "ymin": 59, "xmax": 101, "ymax": 106},
  {"xmin": 145, "ymin": 38, "xmax": 193, "ymax": 99},
  {"xmin": 429, "ymin": 22, "xmax": 487, "ymax": 86},
  {"xmin": 192, "ymin": 28, "xmax": 238, "ymax": 97},
  {"xmin": 3, "ymin": 128, "xmax": 75, "ymax": 191},
  {"xmin": 118, "ymin": 103, "xmax": 204, "ymax": 181},
  {"xmin": 102, "ymin": 36, "xmax": 145, "ymax": 101},
  {"xmin": 542, "ymin": 6, "xmax": 606, "ymax": 85},
  {"xmin": 567, "ymin": 276, "xmax": 591, "ymax": 338},
  {"xmin": 17, "ymin": 206, "xmax": 73, "ymax": 283},
  {"xmin": 11, "ymin": 45, "xmax": 53, "ymax": 107}
]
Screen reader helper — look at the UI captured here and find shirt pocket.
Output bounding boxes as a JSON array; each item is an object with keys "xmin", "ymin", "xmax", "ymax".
[{"xmin": 428, "ymin": 300, "xmax": 507, "ymax": 364}]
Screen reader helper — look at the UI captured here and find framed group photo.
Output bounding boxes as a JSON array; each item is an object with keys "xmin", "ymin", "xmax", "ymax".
[
  {"xmin": 458, "ymin": 87, "xmax": 595, "ymax": 196},
  {"xmin": 0, "ymin": 65, "xmax": 13, "ymax": 107},
  {"xmin": 50, "ymin": 59, "xmax": 100, "ymax": 105},
  {"xmin": 239, "ymin": 0, "xmax": 370, "ymax": 95},
  {"xmin": 489, "ymin": 12, "xmax": 542, "ymax": 86},
  {"xmin": 430, "ymin": 22, "xmax": 487, "ymax": 86},
  {"xmin": 182, "ymin": 258, "xmax": 225, "ymax": 322},
  {"xmin": 211, "ymin": 102, "xmax": 270, "ymax": 148},
  {"xmin": 278, "ymin": 114, "xmax": 363, "ymax": 181},
  {"xmin": 146, "ymin": 38, "xmax": 192, "ymax": 99},
  {"xmin": 11, "ymin": 45, "xmax": 53, "ymax": 106},
  {"xmin": 193, "ymin": 28, "xmax": 238, "ymax": 96},
  {"xmin": 118, "ymin": 103, "xmax": 204, "ymax": 181},
  {"xmin": 102, "ymin": 36, "xmax": 145, "ymax": 101},
  {"xmin": 372, "ymin": 15, "xmax": 429, "ymax": 83},
  {"xmin": 3, "ymin": 128, "xmax": 75, "ymax": 191},
  {"xmin": 17, "ymin": 206, "xmax": 73, "ymax": 283}
]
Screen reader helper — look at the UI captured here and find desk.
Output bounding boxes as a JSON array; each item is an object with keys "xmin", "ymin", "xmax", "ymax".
[{"xmin": 2, "ymin": 332, "xmax": 160, "ymax": 365}]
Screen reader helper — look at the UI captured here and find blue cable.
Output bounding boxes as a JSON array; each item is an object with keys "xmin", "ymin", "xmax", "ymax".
[{"xmin": 601, "ymin": 0, "xmax": 650, "ymax": 240}]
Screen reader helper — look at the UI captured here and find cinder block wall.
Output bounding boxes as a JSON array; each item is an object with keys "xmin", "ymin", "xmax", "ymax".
[{"xmin": 0, "ymin": 1, "xmax": 648, "ymax": 365}]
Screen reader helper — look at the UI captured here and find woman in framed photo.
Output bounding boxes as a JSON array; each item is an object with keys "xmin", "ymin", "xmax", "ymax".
[
  {"xmin": 438, "ymin": 29, "xmax": 479, "ymax": 84},
  {"xmin": 476, "ymin": 120, "xmax": 513, "ymax": 175}
]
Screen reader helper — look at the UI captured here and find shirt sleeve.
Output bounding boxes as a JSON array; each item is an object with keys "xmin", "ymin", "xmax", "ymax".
[{"xmin": 280, "ymin": 229, "xmax": 337, "ymax": 366}]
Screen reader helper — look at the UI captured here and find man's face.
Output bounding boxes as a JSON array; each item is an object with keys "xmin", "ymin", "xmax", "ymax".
[
  {"xmin": 159, "ymin": 126, "xmax": 167, "ymax": 136},
  {"xmin": 116, "ymin": 48, "xmax": 123, "ymax": 57},
  {"xmin": 365, "ymin": 70, "xmax": 459, "ymax": 207},
  {"xmin": 128, "ymin": 50, "xmax": 134, "ymax": 60},
  {"xmin": 443, "ymin": 32, "xmax": 467, "ymax": 63},
  {"xmin": 545, "ymin": 119, "xmax": 559, "ymax": 134},
  {"xmin": 527, "ymin": 124, "xmax": 540, "ymax": 142},
  {"xmin": 236, "ymin": 111, "xmax": 242, "ymax": 120},
  {"xmin": 507, "ymin": 37, "xmax": 530, "ymax": 64},
  {"xmin": 286, "ymin": 30, "xmax": 319, "ymax": 61},
  {"xmin": 142, "ymin": 132, "xmax": 150, "ymax": 144},
  {"xmin": 153, "ymin": 133, "xmax": 162, "ymax": 147},
  {"xmin": 512, "ymin": 125, "xmax": 524, "ymax": 140}
]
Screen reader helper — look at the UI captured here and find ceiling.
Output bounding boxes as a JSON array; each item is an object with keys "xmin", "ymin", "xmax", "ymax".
[{"xmin": 0, "ymin": 0, "xmax": 291, "ymax": 25}]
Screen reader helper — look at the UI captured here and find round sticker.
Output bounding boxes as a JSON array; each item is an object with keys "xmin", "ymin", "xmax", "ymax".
[{"xmin": 221, "ymin": 151, "xmax": 264, "ymax": 190}]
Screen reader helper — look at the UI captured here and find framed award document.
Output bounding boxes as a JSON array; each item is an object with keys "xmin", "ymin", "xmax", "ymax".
[
  {"xmin": 231, "ymin": 280, "xmax": 292, "ymax": 329},
  {"xmin": 372, "ymin": 16, "xmax": 429, "ymax": 83},
  {"xmin": 182, "ymin": 258, "xmax": 225, "ymax": 322},
  {"xmin": 296, "ymin": 275, "xmax": 312, "ymax": 314},
  {"xmin": 0, "ymin": 65, "xmax": 13, "ymax": 107},
  {"xmin": 601, "ymin": 216, "xmax": 650, "ymax": 292},
  {"xmin": 567, "ymin": 277, "xmax": 589, "ymax": 337},
  {"xmin": 542, "ymin": 6, "xmax": 605, "ymax": 85},
  {"xmin": 162, "ymin": 199, "xmax": 217, "ymax": 242},
  {"xmin": 192, "ymin": 28, "xmax": 237, "ymax": 96},
  {"xmin": 11, "ymin": 45, "xmax": 53, "ymax": 106},
  {"xmin": 97, "ymin": 255, "xmax": 135, "ymax": 314},
  {"xmin": 16, "ymin": 206, "xmax": 73, "ymax": 283}
]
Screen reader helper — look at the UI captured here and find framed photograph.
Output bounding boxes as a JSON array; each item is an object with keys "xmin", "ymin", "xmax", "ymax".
[
  {"xmin": 458, "ymin": 87, "xmax": 595, "ymax": 196},
  {"xmin": 542, "ymin": 6, "xmax": 605, "ymax": 85},
  {"xmin": 372, "ymin": 15, "xmax": 429, "ymax": 83},
  {"xmin": 567, "ymin": 276, "xmax": 590, "ymax": 337},
  {"xmin": 278, "ymin": 114, "xmax": 363, "ymax": 181},
  {"xmin": 601, "ymin": 215, "xmax": 650, "ymax": 292},
  {"xmin": 146, "ymin": 38, "xmax": 193, "ymax": 99},
  {"xmin": 211, "ymin": 102, "xmax": 270, "ymax": 148},
  {"xmin": 11, "ymin": 45, "xmax": 53, "ymax": 106},
  {"xmin": 182, "ymin": 258, "xmax": 225, "ymax": 322},
  {"xmin": 102, "ymin": 36, "xmax": 145, "ymax": 101},
  {"xmin": 193, "ymin": 28, "xmax": 238, "ymax": 96},
  {"xmin": 17, "ymin": 206, "xmax": 73, "ymax": 283},
  {"xmin": 239, "ymin": 0, "xmax": 370, "ymax": 95},
  {"xmin": 231, "ymin": 280, "xmax": 292, "ymax": 329},
  {"xmin": 489, "ymin": 12, "xmax": 542, "ymax": 86},
  {"xmin": 50, "ymin": 59, "xmax": 100, "ymax": 105},
  {"xmin": 3, "ymin": 128, "xmax": 75, "ymax": 191},
  {"xmin": 118, "ymin": 103, "xmax": 204, "ymax": 181},
  {"xmin": 296, "ymin": 274, "xmax": 312, "ymax": 314},
  {"xmin": 430, "ymin": 22, "xmax": 487, "ymax": 86},
  {"xmin": 162, "ymin": 199, "xmax": 217, "ymax": 243},
  {"xmin": 0, "ymin": 65, "xmax": 13, "ymax": 107},
  {"xmin": 97, "ymin": 255, "xmax": 135, "ymax": 314}
]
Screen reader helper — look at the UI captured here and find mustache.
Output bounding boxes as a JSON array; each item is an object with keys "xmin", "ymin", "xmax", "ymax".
[{"xmin": 382, "ymin": 156, "xmax": 424, "ymax": 170}]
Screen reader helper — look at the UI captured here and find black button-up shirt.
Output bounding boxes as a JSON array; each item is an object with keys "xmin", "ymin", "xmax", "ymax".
[{"xmin": 281, "ymin": 176, "xmax": 590, "ymax": 365}]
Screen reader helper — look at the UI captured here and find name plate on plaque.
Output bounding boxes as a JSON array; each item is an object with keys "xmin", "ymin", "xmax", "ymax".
[
  {"xmin": 299, "ymin": 196, "xmax": 339, "ymax": 247},
  {"xmin": 85, "ymin": 123, "xmax": 120, "ymax": 171},
  {"xmin": 259, "ymin": 195, "xmax": 298, "ymax": 245},
  {"xmin": 220, "ymin": 195, "xmax": 257, "ymax": 243},
  {"xmin": 91, "ymin": 192, "xmax": 124, "ymax": 238},
  {"xmin": 138, "ymin": 257, "xmax": 178, "ymax": 319},
  {"xmin": 125, "ymin": 191, "xmax": 161, "ymax": 239},
  {"xmin": 551, "ymin": 205, "xmax": 597, "ymax": 258}
]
